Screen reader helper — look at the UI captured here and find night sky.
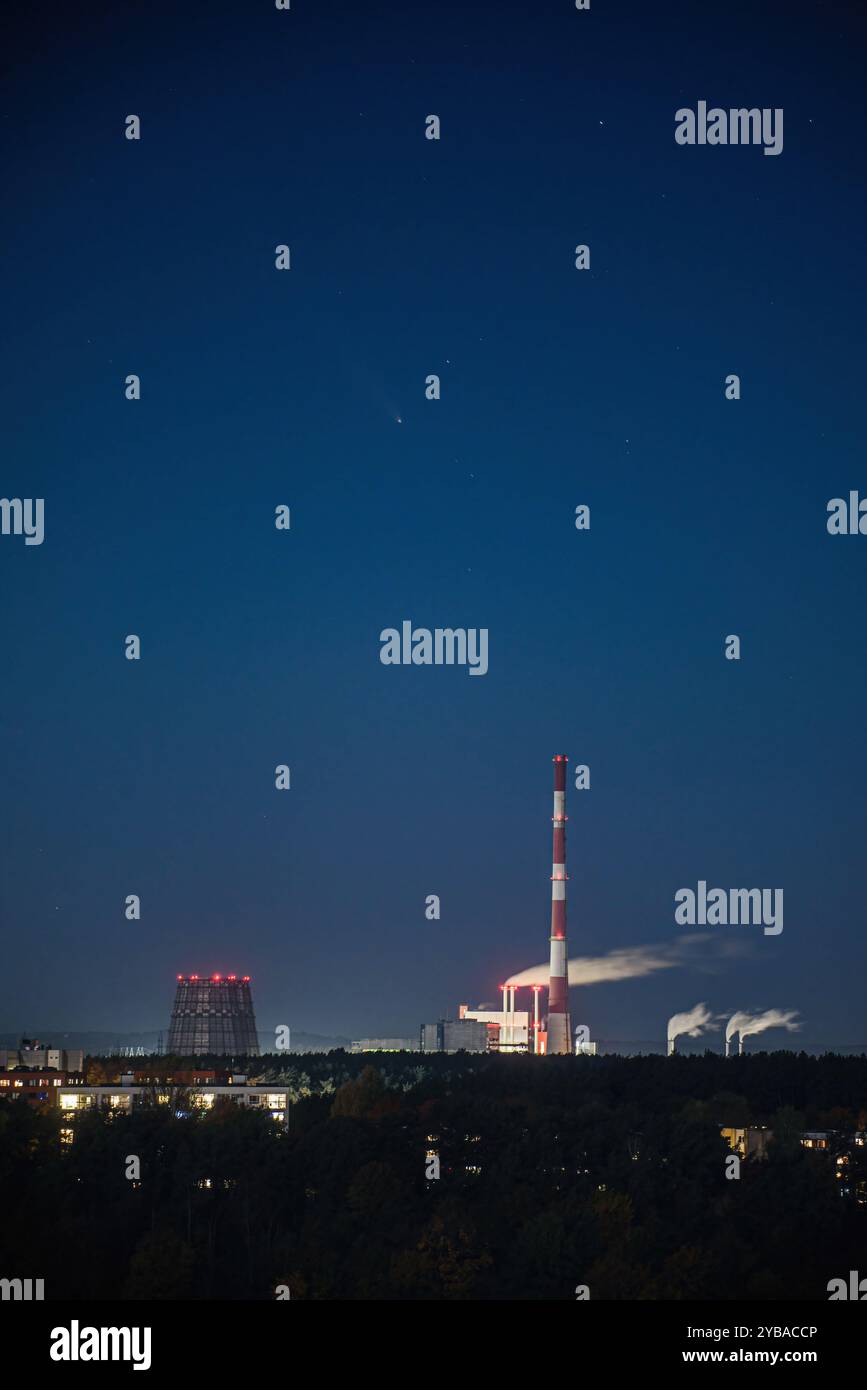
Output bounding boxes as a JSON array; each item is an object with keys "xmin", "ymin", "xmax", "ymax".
[{"xmin": 2, "ymin": 0, "xmax": 866, "ymax": 1050}]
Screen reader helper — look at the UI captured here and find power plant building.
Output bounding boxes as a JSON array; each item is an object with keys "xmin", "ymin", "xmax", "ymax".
[
  {"xmin": 461, "ymin": 1002, "xmax": 530, "ymax": 1052},
  {"xmin": 167, "ymin": 975, "xmax": 260, "ymax": 1056},
  {"xmin": 420, "ymin": 1019, "xmax": 489, "ymax": 1053}
]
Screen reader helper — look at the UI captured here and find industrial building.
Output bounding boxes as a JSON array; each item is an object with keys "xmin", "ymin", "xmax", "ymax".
[
  {"xmin": 420, "ymin": 1018, "xmax": 489, "ymax": 1053},
  {"xmin": 476, "ymin": 755, "xmax": 574, "ymax": 1056},
  {"xmin": 343, "ymin": 756, "xmax": 580, "ymax": 1062},
  {"xmin": 418, "ymin": 1003, "xmax": 540, "ymax": 1054},
  {"xmin": 0, "ymin": 1039, "xmax": 84, "ymax": 1074},
  {"xmin": 461, "ymin": 998, "xmax": 531, "ymax": 1052},
  {"xmin": 416, "ymin": 755, "xmax": 578, "ymax": 1058},
  {"xmin": 167, "ymin": 975, "xmax": 259, "ymax": 1056}
]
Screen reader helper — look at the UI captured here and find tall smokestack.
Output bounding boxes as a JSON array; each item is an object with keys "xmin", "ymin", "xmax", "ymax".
[{"xmin": 547, "ymin": 755, "xmax": 572, "ymax": 1054}]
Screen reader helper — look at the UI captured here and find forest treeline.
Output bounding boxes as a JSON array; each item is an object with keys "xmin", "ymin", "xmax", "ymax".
[{"xmin": 1, "ymin": 1051, "xmax": 865, "ymax": 1300}]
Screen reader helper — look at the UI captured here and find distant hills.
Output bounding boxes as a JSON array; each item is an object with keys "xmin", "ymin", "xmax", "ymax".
[{"xmin": 0, "ymin": 1029, "xmax": 353, "ymax": 1055}]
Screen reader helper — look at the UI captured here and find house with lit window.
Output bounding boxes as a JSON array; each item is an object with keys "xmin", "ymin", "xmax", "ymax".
[
  {"xmin": 0, "ymin": 1070, "xmax": 74, "ymax": 1108},
  {"xmin": 720, "ymin": 1126, "xmax": 773, "ymax": 1159},
  {"xmin": 56, "ymin": 1080, "xmax": 290, "ymax": 1130},
  {"xmin": 800, "ymin": 1131, "xmax": 836, "ymax": 1150}
]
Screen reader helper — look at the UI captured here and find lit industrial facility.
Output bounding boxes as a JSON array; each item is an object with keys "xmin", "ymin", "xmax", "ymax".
[
  {"xmin": 462, "ymin": 993, "xmax": 532, "ymax": 1052},
  {"xmin": 418, "ymin": 984, "xmax": 590, "ymax": 1056},
  {"xmin": 471, "ymin": 754, "xmax": 574, "ymax": 1055},
  {"xmin": 419, "ymin": 1001, "xmax": 532, "ymax": 1053},
  {"xmin": 545, "ymin": 755, "xmax": 573, "ymax": 1053},
  {"xmin": 359, "ymin": 755, "xmax": 583, "ymax": 1058},
  {"xmin": 168, "ymin": 975, "xmax": 260, "ymax": 1056},
  {"xmin": 418, "ymin": 754, "xmax": 577, "ymax": 1057}
]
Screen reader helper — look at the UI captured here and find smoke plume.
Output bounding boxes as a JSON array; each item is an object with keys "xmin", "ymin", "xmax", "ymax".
[
  {"xmin": 504, "ymin": 934, "xmax": 732, "ymax": 989},
  {"xmin": 666, "ymin": 1002, "xmax": 714, "ymax": 1046},
  {"xmin": 726, "ymin": 1008, "xmax": 800, "ymax": 1042}
]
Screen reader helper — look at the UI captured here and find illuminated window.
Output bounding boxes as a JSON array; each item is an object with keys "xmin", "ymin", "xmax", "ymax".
[{"xmin": 60, "ymin": 1093, "xmax": 92, "ymax": 1110}]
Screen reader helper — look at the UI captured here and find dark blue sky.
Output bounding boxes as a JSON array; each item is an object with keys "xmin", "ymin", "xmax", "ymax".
[{"xmin": 2, "ymin": 0, "xmax": 866, "ymax": 1049}]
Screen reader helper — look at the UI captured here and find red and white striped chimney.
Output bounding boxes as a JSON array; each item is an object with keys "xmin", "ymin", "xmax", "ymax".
[{"xmin": 547, "ymin": 754, "xmax": 572, "ymax": 1054}]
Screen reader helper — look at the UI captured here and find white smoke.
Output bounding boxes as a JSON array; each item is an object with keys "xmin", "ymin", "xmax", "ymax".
[
  {"xmin": 667, "ymin": 1002, "xmax": 715, "ymax": 1046},
  {"xmin": 504, "ymin": 934, "xmax": 727, "ymax": 989},
  {"xmin": 726, "ymin": 1008, "xmax": 800, "ymax": 1043},
  {"xmin": 726, "ymin": 1010, "xmax": 754, "ymax": 1043},
  {"xmin": 505, "ymin": 946, "xmax": 672, "ymax": 989}
]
